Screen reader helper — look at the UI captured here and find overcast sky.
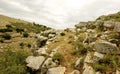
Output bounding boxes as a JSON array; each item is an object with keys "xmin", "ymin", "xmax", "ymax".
[{"xmin": 0, "ymin": 0, "xmax": 120, "ymax": 29}]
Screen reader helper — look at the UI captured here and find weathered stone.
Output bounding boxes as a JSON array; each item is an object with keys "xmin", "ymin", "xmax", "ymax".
[
  {"xmin": 74, "ymin": 57, "xmax": 83, "ymax": 68},
  {"xmin": 83, "ymin": 63, "xmax": 95, "ymax": 74},
  {"xmin": 37, "ymin": 36, "xmax": 48, "ymax": 47},
  {"xmin": 93, "ymin": 52, "xmax": 104, "ymax": 63},
  {"xmin": 84, "ymin": 52, "xmax": 93, "ymax": 63},
  {"xmin": 69, "ymin": 70, "xmax": 80, "ymax": 74},
  {"xmin": 114, "ymin": 22, "xmax": 120, "ymax": 33},
  {"xmin": 94, "ymin": 20, "xmax": 104, "ymax": 26},
  {"xmin": 41, "ymin": 29, "xmax": 57, "ymax": 37},
  {"xmin": 35, "ymin": 47, "xmax": 48, "ymax": 56},
  {"xmin": 47, "ymin": 67, "xmax": 66, "ymax": 74},
  {"xmin": 42, "ymin": 58, "xmax": 57, "ymax": 68},
  {"xmin": 75, "ymin": 22, "xmax": 88, "ymax": 28},
  {"xmin": 96, "ymin": 72, "xmax": 101, "ymax": 74},
  {"xmin": 41, "ymin": 58, "xmax": 57, "ymax": 74},
  {"xmin": 49, "ymin": 46, "xmax": 60, "ymax": 57},
  {"xmin": 93, "ymin": 41, "xmax": 119, "ymax": 54},
  {"xmin": 116, "ymin": 70, "xmax": 120, "ymax": 74},
  {"xmin": 48, "ymin": 34, "xmax": 56, "ymax": 39},
  {"xmin": 83, "ymin": 33, "xmax": 97, "ymax": 44},
  {"xmin": 26, "ymin": 56, "xmax": 45, "ymax": 70},
  {"xmin": 104, "ymin": 21, "xmax": 115, "ymax": 29}
]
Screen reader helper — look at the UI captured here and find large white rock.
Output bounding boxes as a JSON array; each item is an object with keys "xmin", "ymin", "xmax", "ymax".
[
  {"xmin": 93, "ymin": 52, "xmax": 104, "ymax": 63},
  {"xmin": 47, "ymin": 67, "xmax": 66, "ymax": 74},
  {"xmin": 83, "ymin": 63, "xmax": 95, "ymax": 74},
  {"xmin": 26, "ymin": 56, "xmax": 45, "ymax": 70},
  {"xmin": 35, "ymin": 47, "xmax": 48, "ymax": 55},
  {"xmin": 93, "ymin": 41, "xmax": 119, "ymax": 54},
  {"xmin": 114, "ymin": 22, "xmax": 120, "ymax": 33},
  {"xmin": 104, "ymin": 21, "xmax": 115, "ymax": 29}
]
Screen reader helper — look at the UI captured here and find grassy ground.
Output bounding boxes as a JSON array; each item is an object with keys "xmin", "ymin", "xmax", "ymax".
[{"xmin": 46, "ymin": 31, "xmax": 78, "ymax": 73}]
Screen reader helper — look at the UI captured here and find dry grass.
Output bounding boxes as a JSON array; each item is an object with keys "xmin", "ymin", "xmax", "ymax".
[{"xmin": 46, "ymin": 31, "xmax": 77, "ymax": 73}]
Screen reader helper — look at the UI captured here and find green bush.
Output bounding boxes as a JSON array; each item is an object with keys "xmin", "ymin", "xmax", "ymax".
[
  {"xmin": 16, "ymin": 28, "xmax": 24, "ymax": 33},
  {"xmin": 60, "ymin": 32, "xmax": 65, "ymax": 36},
  {"xmin": 0, "ymin": 38, "xmax": 4, "ymax": 43},
  {"xmin": 6, "ymin": 25, "xmax": 12, "ymax": 29},
  {"xmin": 52, "ymin": 52, "xmax": 63, "ymax": 63},
  {"xmin": 0, "ymin": 49, "xmax": 31, "ymax": 74},
  {"xmin": 23, "ymin": 32, "xmax": 29, "ymax": 38},
  {"xmin": 0, "ymin": 28, "xmax": 13, "ymax": 33},
  {"xmin": 93, "ymin": 55, "xmax": 120, "ymax": 73},
  {"xmin": 93, "ymin": 63, "xmax": 106, "ymax": 72},
  {"xmin": 2, "ymin": 34, "xmax": 11, "ymax": 40},
  {"xmin": 27, "ymin": 44, "xmax": 31, "ymax": 48}
]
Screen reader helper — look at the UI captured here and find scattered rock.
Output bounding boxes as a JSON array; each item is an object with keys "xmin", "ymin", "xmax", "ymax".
[
  {"xmin": 74, "ymin": 57, "xmax": 83, "ymax": 68},
  {"xmin": 83, "ymin": 63, "xmax": 95, "ymax": 74},
  {"xmin": 95, "ymin": 72, "xmax": 101, "ymax": 74},
  {"xmin": 47, "ymin": 67, "xmax": 66, "ymax": 74},
  {"xmin": 114, "ymin": 22, "xmax": 120, "ymax": 33},
  {"xmin": 116, "ymin": 70, "xmax": 120, "ymax": 74},
  {"xmin": 42, "ymin": 58, "xmax": 57, "ymax": 68},
  {"xmin": 104, "ymin": 21, "xmax": 115, "ymax": 29},
  {"xmin": 84, "ymin": 52, "xmax": 93, "ymax": 63},
  {"xmin": 35, "ymin": 47, "xmax": 48, "ymax": 56},
  {"xmin": 26, "ymin": 56, "xmax": 45, "ymax": 70},
  {"xmin": 93, "ymin": 52, "xmax": 104, "ymax": 63},
  {"xmin": 36, "ymin": 36, "xmax": 48, "ymax": 47}
]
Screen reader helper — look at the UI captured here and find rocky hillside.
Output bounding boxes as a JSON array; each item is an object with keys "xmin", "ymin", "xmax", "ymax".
[{"xmin": 1, "ymin": 12, "xmax": 120, "ymax": 74}]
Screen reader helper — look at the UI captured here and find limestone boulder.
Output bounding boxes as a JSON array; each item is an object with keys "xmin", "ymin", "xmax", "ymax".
[
  {"xmin": 47, "ymin": 67, "xmax": 66, "ymax": 74},
  {"xmin": 93, "ymin": 41, "xmax": 119, "ymax": 54},
  {"xmin": 26, "ymin": 56, "xmax": 45, "ymax": 70}
]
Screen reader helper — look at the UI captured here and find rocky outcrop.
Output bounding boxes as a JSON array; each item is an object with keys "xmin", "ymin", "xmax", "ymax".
[
  {"xmin": 46, "ymin": 67, "xmax": 66, "ymax": 74},
  {"xmin": 104, "ymin": 21, "xmax": 115, "ymax": 29},
  {"xmin": 75, "ymin": 22, "xmax": 88, "ymax": 29},
  {"xmin": 93, "ymin": 52, "xmax": 104, "ymax": 63},
  {"xmin": 35, "ymin": 47, "xmax": 48, "ymax": 56},
  {"xmin": 36, "ymin": 35, "xmax": 48, "ymax": 47},
  {"xmin": 26, "ymin": 56, "xmax": 45, "ymax": 70},
  {"xmin": 114, "ymin": 22, "xmax": 120, "ymax": 33},
  {"xmin": 93, "ymin": 41, "xmax": 119, "ymax": 54}
]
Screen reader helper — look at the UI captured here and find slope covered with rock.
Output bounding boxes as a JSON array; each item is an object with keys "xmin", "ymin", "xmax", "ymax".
[
  {"xmin": 24, "ymin": 12, "xmax": 120, "ymax": 74},
  {"xmin": 1, "ymin": 12, "xmax": 120, "ymax": 74}
]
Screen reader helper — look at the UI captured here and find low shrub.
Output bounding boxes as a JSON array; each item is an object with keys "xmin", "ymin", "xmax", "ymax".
[
  {"xmin": 0, "ymin": 28, "xmax": 13, "ymax": 33},
  {"xmin": 23, "ymin": 32, "xmax": 29, "ymax": 38},
  {"xmin": 93, "ymin": 63, "xmax": 106, "ymax": 72},
  {"xmin": 19, "ymin": 42, "xmax": 25, "ymax": 49},
  {"xmin": 16, "ymin": 28, "xmax": 24, "ymax": 33},
  {"xmin": 6, "ymin": 25, "xmax": 12, "ymax": 28},
  {"xmin": 52, "ymin": 52, "xmax": 63, "ymax": 63},
  {"xmin": 0, "ymin": 38, "xmax": 4, "ymax": 43},
  {"xmin": 72, "ymin": 42, "xmax": 87, "ymax": 56},
  {"xmin": 60, "ymin": 32, "xmax": 65, "ymax": 36},
  {"xmin": 2, "ymin": 34, "xmax": 11, "ymax": 40},
  {"xmin": 27, "ymin": 44, "xmax": 31, "ymax": 48}
]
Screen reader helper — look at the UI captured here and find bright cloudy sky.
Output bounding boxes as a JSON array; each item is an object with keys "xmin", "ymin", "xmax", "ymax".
[{"xmin": 0, "ymin": 0, "xmax": 120, "ymax": 29}]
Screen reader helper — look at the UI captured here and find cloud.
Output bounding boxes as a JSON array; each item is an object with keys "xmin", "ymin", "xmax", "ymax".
[{"xmin": 0, "ymin": 0, "xmax": 120, "ymax": 29}]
